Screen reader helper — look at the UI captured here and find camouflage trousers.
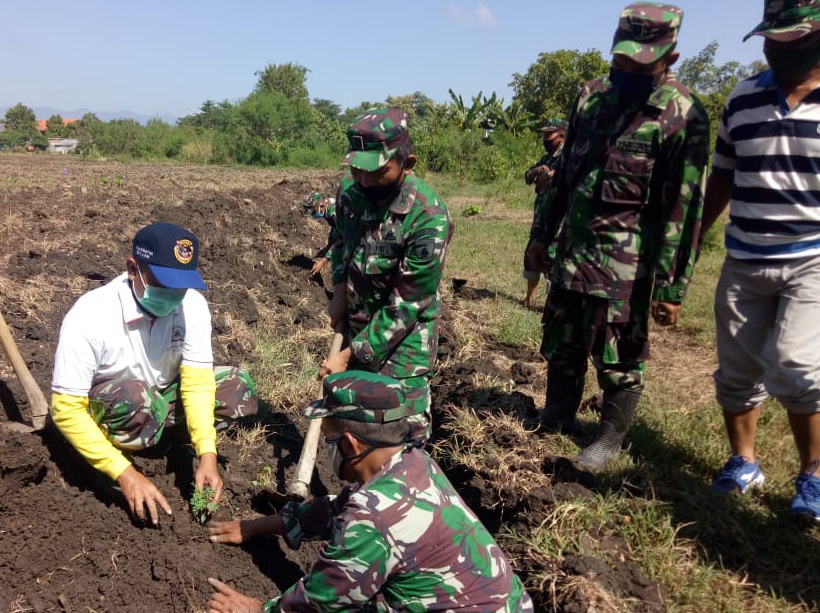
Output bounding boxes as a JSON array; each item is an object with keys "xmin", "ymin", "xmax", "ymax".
[
  {"xmin": 540, "ymin": 288, "xmax": 648, "ymax": 393},
  {"xmin": 88, "ymin": 366, "xmax": 258, "ymax": 451}
]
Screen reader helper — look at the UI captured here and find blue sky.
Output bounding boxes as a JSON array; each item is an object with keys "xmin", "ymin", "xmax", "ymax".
[{"xmin": 1, "ymin": 0, "xmax": 765, "ymax": 120}]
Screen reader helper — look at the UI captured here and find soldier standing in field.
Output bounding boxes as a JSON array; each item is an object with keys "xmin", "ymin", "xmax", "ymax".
[
  {"xmin": 526, "ymin": 2, "xmax": 710, "ymax": 470},
  {"xmin": 207, "ymin": 371, "xmax": 534, "ymax": 613},
  {"xmin": 318, "ymin": 107, "xmax": 453, "ymax": 445},
  {"xmin": 522, "ymin": 118, "xmax": 567, "ymax": 309}
]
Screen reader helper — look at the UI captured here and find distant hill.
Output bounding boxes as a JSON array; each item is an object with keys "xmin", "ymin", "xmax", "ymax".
[{"xmin": 0, "ymin": 105, "xmax": 179, "ymax": 125}]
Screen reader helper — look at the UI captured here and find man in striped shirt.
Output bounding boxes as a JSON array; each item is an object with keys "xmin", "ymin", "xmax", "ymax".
[{"xmin": 701, "ymin": 0, "xmax": 820, "ymax": 520}]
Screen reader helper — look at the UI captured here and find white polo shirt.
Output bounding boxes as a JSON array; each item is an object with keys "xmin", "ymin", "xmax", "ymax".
[{"xmin": 52, "ymin": 272, "xmax": 213, "ymax": 396}]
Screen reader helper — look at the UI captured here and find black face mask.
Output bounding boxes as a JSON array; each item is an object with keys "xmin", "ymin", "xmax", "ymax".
[
  {"xmin": 765, "ymin": 38, "xmax": 820, "ymax": 84},
  {"xmin": 356, "ymin": 175, "xmax": 404, "ymax": 205},
  {"xmin": 543, "ymin": 140, "xmax": 556, "ymax": 155},
  {"xmin": 609, "ymin": 67, "xmax": 657, "ymax": 99}
]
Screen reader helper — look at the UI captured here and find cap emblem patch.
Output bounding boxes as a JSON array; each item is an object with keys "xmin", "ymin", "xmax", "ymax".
[{"xmin": 174, "ymin": 239, "xmax": 194, "ymax": 265}]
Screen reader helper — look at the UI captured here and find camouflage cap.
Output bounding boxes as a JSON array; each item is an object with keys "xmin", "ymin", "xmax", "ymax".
[
  {"xmin": 540, "ymin": 118, "xmax": 568, "ymax": 132},
  {"xmin": 305, "ymin": 371, "xmax": 407, "ymax": 423},
  {"xmin": 342, "ymin": 107, "xmax": 410, "ymax": 172},
  {"xmin": 744, "ymin": 0, "xmax": 820, "ymax": 42},
  {"xmin": 611, "ymin": 3, "xmax": 683, "ymax": 64}
]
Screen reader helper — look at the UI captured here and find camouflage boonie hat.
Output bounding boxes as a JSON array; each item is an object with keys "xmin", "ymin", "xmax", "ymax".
[
  {"xmin": 342, "ymin": 107, "xmax": 410, "ymax": 171},
  {"xmin": 540, "ymin": 118, "xmax": 568, "ymax": 132},
  {"xmin": 611, "ymin": 3, "xmax": 683, "ymax": 64},
  {"xmin": 305, "ymin": 371, "xmax": 407, "ymax": 423},
  {"xmin": 744, "ymin": 0, "xmax": 820, "ymax": 42}
]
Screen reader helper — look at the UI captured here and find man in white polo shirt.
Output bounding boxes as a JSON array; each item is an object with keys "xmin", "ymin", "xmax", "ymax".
[
  {"xmin": 701, "ymin": 0, "xmax": 820, "ymax": 519},
  {"xmin": 51, "ymin": 222, "xmax": 258, "ymax": 526}
]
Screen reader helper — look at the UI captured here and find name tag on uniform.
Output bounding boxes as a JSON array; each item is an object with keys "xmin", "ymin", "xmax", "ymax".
[
  {"xmin": 372, "ymin": 242, "xmax": 403, "ymax": 258},
  {"xmin": 615, "ymin": 138, "xmax": 653, "ymax": 156}
]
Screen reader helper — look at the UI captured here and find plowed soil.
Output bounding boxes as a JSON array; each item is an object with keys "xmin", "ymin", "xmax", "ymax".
[{"xmin": 0, "ymin": 154, "xmax": 664, "ymax": 613}]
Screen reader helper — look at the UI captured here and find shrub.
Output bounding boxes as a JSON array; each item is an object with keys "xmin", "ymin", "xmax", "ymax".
[{"xmin": 462, "ymin": 203, "xmax": 482, "ymax": 217}]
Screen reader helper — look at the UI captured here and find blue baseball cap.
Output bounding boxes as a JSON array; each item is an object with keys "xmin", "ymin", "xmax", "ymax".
[{"xmin": 132, "ymin": 222, "xmax": 207, "ymax": 290}]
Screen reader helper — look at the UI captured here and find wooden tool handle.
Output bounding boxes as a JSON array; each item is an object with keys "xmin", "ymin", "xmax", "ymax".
[
  {"xmin": 0, "ymin": 309, "xmax": 50, "ymax": 430},
  {"xmin": 287, "ymin": 329, "xmax": 346, "ymax": 501}
]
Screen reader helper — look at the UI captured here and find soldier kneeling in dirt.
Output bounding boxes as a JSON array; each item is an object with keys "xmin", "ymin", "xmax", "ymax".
[
  {"xmin": 300, "ymin": 191, "xmax": 338, "ymax": 276},
  {"xmin": 50, "ymin": 222, "xmax": 258, "ymax": 526},
  {"xmin": 207, "ymin": 371, "xmax": 534, "ymax": 613}
]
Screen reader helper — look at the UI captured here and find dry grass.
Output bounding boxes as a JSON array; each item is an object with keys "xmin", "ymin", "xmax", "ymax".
[
  {"xmin": 249, "ymin": 326, "xmax": 325, "ymax": 418},
  {"xmin": 226, "ymin": 422, "xmax": 271, "ymax": 464},
  {"xmin": 558, "ymin": 575, "xmax": 625, "ymax": 613},
  {"xmin": 8, "ymin": 595, "xmax": 34, "ymax": 613},
  {"xmin": 214, "ymin": 309, "xmax": 257, "ymax": 357}
]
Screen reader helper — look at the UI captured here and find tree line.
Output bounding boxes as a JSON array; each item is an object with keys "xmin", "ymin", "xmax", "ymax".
[{"xmin": 1, "ymin": 43, "xmax": 763, "ymax": 184}]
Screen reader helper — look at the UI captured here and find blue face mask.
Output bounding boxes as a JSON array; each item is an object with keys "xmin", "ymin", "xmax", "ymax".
[
  {"xmin": 135, "ymin": 267, "xmax": 187, "ymax": 317},
  {"xmin": 312, "ymin": 211, "xmax": 326, "ymax": 219},
  {"xmin": 609, "ymin": 67, "xmax": 657, "ymax": 99}
]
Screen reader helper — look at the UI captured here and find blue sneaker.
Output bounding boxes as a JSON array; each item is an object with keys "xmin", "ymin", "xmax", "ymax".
[
  {"xmin": 790, "ymin": 473, "xmax": 820, "ymax": 521},
  {"xmin": 712, "ymin": 455, "xmax": 765, "ymax": 494}
]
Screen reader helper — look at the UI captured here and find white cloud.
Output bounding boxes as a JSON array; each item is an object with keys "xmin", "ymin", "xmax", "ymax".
[
  {"xmin": 476, "ymin": 3, "xmax": 497, "ymax": 26},
  {"xmin": 447, "ymin": 3, "xmax": 497, "ymax": 27}
]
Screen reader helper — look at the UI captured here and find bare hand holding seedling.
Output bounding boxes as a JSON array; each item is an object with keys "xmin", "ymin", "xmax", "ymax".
[{"xmin": 194, "ymin": 452, "xmax": 223, "ymax": 503}]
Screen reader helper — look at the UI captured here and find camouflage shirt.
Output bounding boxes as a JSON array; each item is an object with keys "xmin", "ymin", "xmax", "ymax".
[
  {"xmin": 524, "ymin": 144, "xmax": 564, "ymax": 196},
  {"xmin": 330, "ymin": 171, "xmax": 453, "ymax": 379},
  {"xmin": 267, "ymin": 447, "xmax": 534, "ymax": 613},
  {"xmin": 316, "ymin": 200, "xmax": 339, "ymax": 259},
  {"xmin": 530, "ymin": 72, "xmax": 709, "ymax": 304}
]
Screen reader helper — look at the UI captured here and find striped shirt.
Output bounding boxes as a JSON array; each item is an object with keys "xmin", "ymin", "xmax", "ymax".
[{"xmin": 713, "ymin": 70, "xmax": 820, "ymax": 260}]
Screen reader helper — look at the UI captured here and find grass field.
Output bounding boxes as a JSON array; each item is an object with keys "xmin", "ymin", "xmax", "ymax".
[{"xmin": 425, "ymin": 176, "xmax": 820, "ymax": 613}]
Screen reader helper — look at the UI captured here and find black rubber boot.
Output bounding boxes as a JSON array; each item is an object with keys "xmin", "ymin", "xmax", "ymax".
[
  {"xmin": 539, "ymin": 364, "xmax": 585, "ymax": 435},
  {"xmin": 574, "ymin": 389, "xmax": 640, "ymax": 471}
]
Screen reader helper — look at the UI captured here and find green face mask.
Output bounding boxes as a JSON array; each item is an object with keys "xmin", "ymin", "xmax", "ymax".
[
  {"xmin": 135, "ymin": 267, "xmax": 187, "ymax": 317},
  {"xmin": 765, "ymin": 38, "xmax": 820, "ymax": 83}
]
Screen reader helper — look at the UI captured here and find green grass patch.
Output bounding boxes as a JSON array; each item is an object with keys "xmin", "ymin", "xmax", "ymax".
[{"xmin": 426, "ymin": 173, "xmax": 537, "ymax": 212}]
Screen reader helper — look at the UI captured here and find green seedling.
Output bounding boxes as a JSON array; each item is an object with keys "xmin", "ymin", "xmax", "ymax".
[
  {"xmin": 252, "ymin": 465, "xmax": 274, "ymax": 488},
  {"xmin": 114, "ymin": 177, "xmax": 124, "ymax": 187},
  {"xmin": 190, "ymin": 486, "xmax": 219, "ymax": 524},
  {"xmin": 100, "ymin": 176, "xmax": 109, "ymax": 185}
]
